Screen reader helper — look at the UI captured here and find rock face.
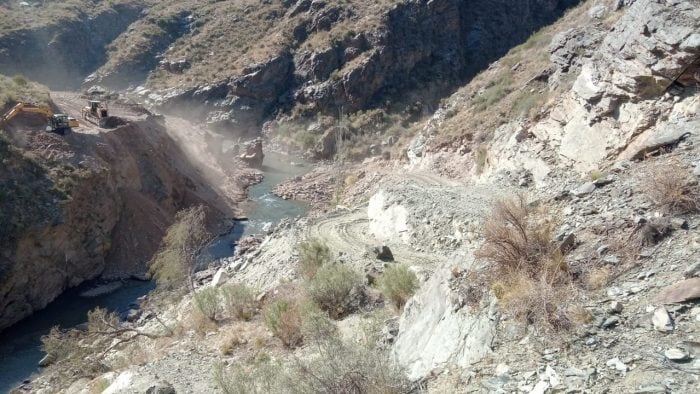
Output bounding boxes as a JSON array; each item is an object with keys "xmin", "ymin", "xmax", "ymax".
[
  {"xmin": 0, "ymin": 3, "xmax": 144, "ymax": 89},
  {"xmin": 239, "ymin": 138, "xmax": 265, "ymax": 168},
  {"xmin": 150, "ymin": 0, "xmax": 581, "ymax": 134},
  {"xmin": 393, "ymin": 267, "xmax": 498, "ymax": 380},
  {"xmin": 528, "ymin": 0, "xmax": 700, "ymax": 172},
  {"xmin": 0, "ymin": 118, "xmax": 234, "ymax": 332}
]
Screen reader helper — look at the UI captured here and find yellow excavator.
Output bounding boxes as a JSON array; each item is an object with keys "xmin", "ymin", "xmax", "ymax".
[
  {"xmin": 1, "ymin": 102, "xmax": 79, "ymax": 135},
  {"xmin": 81, "ymin": 100, "xmax": 109, "ymax": 127}
]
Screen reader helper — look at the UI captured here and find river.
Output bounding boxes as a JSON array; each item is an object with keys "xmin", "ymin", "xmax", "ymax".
[{"xmin": 0, "ymin": 150, "xmax": 309, "ymax": 392}]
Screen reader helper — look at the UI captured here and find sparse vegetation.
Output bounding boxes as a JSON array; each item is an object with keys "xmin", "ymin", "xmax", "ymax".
[
  {"xmin": 644, "ymin": 160, "xmax": 699, "ymax": 214},
  {"xmin": 40, "ymin": 307, "xmax": 167, "ymax": 382},
  {"xmin": 263, "ymin": 298, "xmax": 304, "ymax": 348},
  {"xmin": 221, "ymin": 283, "xmax": 258, "ymax": 321},
  {"xmin": 193, "ymin": 286, "xmax": 221, "ymax": 321},
  {"xmin": 149, "ymin": 205, "xmax": 212, "ymax": 290},
  {"xmin": 476, "ymin": 196, "xmax": 577, "ymax": 330},
  {"xmin": 215, "ymin": 312, "xmax": 411, "ymax": 394},
  {"xmin": 306, "ymin": 262, "xmax": 362, "ymax": 319},
  {"xmin": 297, "ymin": 238, "xmax": 331, "ymax": 280},
  {"xmin": 213, "ymin": 355, "xmax": 287, "ymax": 394},
  {"xmin": 0, "ymin": 73, "xmax": 50, "ymax": 107},
  {"xmin": 379, "ymin": 264, "xmax": 419, "ymax": 310}
]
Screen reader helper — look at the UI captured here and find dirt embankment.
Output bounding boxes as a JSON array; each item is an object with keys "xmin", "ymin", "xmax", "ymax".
[{"xmin": 0, "ymin": 102, "xmax": 252, "ymax": 332}]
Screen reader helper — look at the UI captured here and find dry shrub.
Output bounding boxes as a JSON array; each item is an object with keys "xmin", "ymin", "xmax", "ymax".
[
  {"xmin": 263, "ymin": 298, "xmax": 304, "ymax": 348},
  {"xmin": 219, "ymin": 331, "xmax": 246, "ymax": 356},
  {"xmin": 214, "ymin": 320, "xmax": 411, "ymax": 394},
  {"xmin": 297, "ymin": 238, "xmax": 331, "ymax": 280},
  {"xmin": 586, "ymin": 266, "xmax": 611, "ymax": 290},
  {"xmin": 188, "ymin": 308, "xmax": 218, "ymax": 335},
  {"xmin": 567, "ymin": 305, "xmax": 594, "ymax": 325},
  {"xmin": 379, "ymin": 264, "xmax": 419, "ymax": 310},
  {"xmin": 644, "ymin": 160, "xmax": 699, "ymax": 214},
  {"xmin": 221, "ymin": 283, "xmax": 258, "ymax": 321},
  {"xmin": 477, "ymin": 196, "xmax": 577, "ymax": 330},
  {"xmin": 40, "ymin": 308, "xmax": 137, "ymax": 380}
]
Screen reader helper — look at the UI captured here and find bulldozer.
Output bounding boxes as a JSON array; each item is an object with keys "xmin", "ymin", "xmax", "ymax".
[
  {"xmin": 0, "ymin": 102, "xmax": 79, "ymax": 135},
  {"xmin": 81, "ymin": 100, "xmax": 109, "ymax": 127}
]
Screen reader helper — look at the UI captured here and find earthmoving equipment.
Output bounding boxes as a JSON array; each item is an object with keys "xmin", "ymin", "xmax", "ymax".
[
  {"xmin": 1, "ymin": 102, "xmax": 79, "ymax": 135},
  {"xmin": 81, "ymin": 100, "xmax": 109, "ymax": 127}
]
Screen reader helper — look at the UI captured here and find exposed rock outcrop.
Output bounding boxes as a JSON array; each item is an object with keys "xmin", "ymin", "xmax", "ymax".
[
  {"xmin": 531, "ymin": 0, "xmax": 700, "ymax": 171},
  {"xmin": 0, "ymin": 117, "xmax": 236, "ymax": 332},
  {"xmin": 0, "ymin": 3, "xmax": 144, "ymax": 89},
  {"xmin": 150, "ymin": 0, "xmax": 581, "ymax": 134},
  {"xmin": 393, "ymin": 267, "xmax": 498, "ymax": 380}
]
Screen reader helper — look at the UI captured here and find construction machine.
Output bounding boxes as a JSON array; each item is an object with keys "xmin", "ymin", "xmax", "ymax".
[
  {"xmin": 81, "ymin": 100, "xmax": 109, "ymax": 127},
  {"xmin": 0, "ymin": 102, "xmax": 78, "ymax": 135}
]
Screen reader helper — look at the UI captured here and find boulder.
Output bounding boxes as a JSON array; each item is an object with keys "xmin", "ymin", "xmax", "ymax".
[
  {"xmin": 210, "ymin": 268, "xmax": 229, "ymax": 287},
  {"xmin": 393, "ymin": 268, "xmax": 497, "ymax": 380},
  {"xmin": 314, "ymin": 128, "xmax": 336, "ymax": 159},
  {"xmin": 240, "ymin": 138, "xmax": 264, "ymax": 168},
  {"xmin": 655, "ymin": 278, "xmax": 700, "ymax": 304},
  {"xmin": 371, "ymin": 245, "xmax": 394, "ymax": 262},
  {"xmin": 103, "ymin": 370, "xmax": 175, "ymax": 394},
  {"xmin": 652, "ymin": 306, "xmax": 674, "ymax": 333}
]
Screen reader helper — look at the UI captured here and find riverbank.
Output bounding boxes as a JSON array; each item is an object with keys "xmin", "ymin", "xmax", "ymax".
[{"xmin": 1, "ymin": 146, "xmax": 313, "ymax": 393}]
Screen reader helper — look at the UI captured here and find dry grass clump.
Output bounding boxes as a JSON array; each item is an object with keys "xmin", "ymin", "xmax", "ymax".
[
  {"xmin": 476, "ymin": 196, "xmax": 577, "ymax": 330},
  {"xmin": 221, "ymin": 283, "xmax": 258, "ymax": 321},
  {"xmin": 263, "ymin": 298, "xmax": 304, "ymax": 348},
  {"xmin": 379, "ymin": 264, "xmax": 419, "ymax": 310},
  {"xmin": 585, "ymin": 266, "xmax": 611, "ymax": 291},
  {"xmin": 644, "ymin": 160, "xmax": 699, "ymax": 214}
]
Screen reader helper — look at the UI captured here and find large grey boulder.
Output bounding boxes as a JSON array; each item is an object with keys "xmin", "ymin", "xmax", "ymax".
[{"xmin": 393, "ymin": 268, "xmax": 497, "ymax": 380}]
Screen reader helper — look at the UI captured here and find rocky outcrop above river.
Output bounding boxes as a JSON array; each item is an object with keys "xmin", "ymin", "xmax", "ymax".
[
  {"xmin": 0, "ymin": 117, "xmax": 236, "ymax": 332},
  {"xmin": 122, "ymin": 0, "xmax": 581, "ymax": 135}
]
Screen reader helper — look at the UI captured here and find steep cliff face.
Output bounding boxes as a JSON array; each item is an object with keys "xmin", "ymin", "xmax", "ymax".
[
  {"xmin": 0, "ymin": 2, "xmax": 144, "ymax": 89},
  {"xmin": 407, "ymin": 0, "xmax": 699, "ymax": 181},
  {"xmin": 114, "ymin": 0, "xmax": 581, "ymax": 135},
  {"xmin": 0, "ymin": 117, "xmax": 237, "ymax": 332}
]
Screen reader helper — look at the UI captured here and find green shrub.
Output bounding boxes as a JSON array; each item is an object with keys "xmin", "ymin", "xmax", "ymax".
[
  {"xmin": 297, "ymin": 238, "xmax": 331, "ymax": 280},
  {"xmin": 214, "ymin": 317, "xmax": 411, "ymax": 394},
  {"xmin": 221, "ymin": 283, "xmax": 258, "ymax": 321},
  {"xmin": 149, "ymin": 206, "xmax": 211, "ymax": 290},
  {"xmin": 379, "ymin": 265, "xmax": 419, "ymax": 310},
  {"xmin": 194, "ymin": 286, "xmax": 221, "ymax": 321},
  {"xmin": 263, "ymin": 299, "xmax": 303, "ymax": 348},
  {"xmin": 11, "ymin": 74, "xmax": 28, "ymax": 86},
  {"xmin": 306, "ymin": 262, "xmax": 361, "ymax": 319}
]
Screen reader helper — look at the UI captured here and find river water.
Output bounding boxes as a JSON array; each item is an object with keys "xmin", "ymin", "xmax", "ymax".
[{"xmin": 0, "ymin": 151, "xmax": 309, "ymax": 392}]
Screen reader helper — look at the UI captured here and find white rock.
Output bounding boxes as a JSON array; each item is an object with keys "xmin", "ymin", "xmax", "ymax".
[
  {"xmin": 606, "ymin": 357, "xmax": 628, "ymax": 373},
  {"xmin": 652, "ymin": 306, "xmax": 674, "ymax": 333},
  {"xmin": 495, "ymin": 363, "xmax": 511, "ymax": 377},
  {"xmin": 529, "ymin": 380, "xmax": 550, "ymax": 394},
  {"xmin": 664, "ymin": 348, "xmax": 689, "ymax": 362},
  {"xmin": 393, "ymin": 268, "xmax": 497, "ymax": 380},
  {"xmin": 210, "ymin": 268, "xmax": 229, "ymax": 287},
  {"xmin": 545, "ymin": 365, "xmax": 561, "ymax": 387}
]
